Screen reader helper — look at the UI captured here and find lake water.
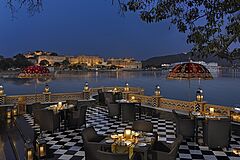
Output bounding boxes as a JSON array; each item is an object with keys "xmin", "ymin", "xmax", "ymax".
[{"xmin": 0, "ymin": 69, "xmax": 240, "ymax": 107}]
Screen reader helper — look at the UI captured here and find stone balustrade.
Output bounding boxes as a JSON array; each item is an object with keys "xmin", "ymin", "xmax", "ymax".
[{"xmin": 0, "ymin": 86, "xmax": 239, "ymax": 123}]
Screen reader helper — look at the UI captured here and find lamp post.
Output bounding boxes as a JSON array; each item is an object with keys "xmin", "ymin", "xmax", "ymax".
[
  {"xmin": 154, "ymin": 85, "xmax": 161, "ymax": 96},
  {"xmin": 0, "ymin": 85, "xmax": 4, "ymax": 95},
  {"xmin": 84, "ymin": 82, "xmax": 89, "ymax": 91},
  {"xmin": 196, "ymin": 88, "xmax": 204, "ymax": 102},
  {"xmin": 44, "ymin": 84, "xmax": 50, "ymax": 93},
  {"xmin": 124, "ymin": 82, "xmax": 129, "ymax": 92}
]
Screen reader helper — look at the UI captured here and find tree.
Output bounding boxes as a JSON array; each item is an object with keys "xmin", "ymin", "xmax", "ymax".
[
  {"xmin": 62, "ymin": 59, "xmax": 70, "ymax": 67},
  {"xmin": 39, "ymin": 59, "xmax": 50, "ymax": 66},
  {"xmin": 115, "ymin": 0, "xmax": 240, "ymax": 61},
  {"xmin": 14, "ymin": 54, "xmax": 33, "ymax": 68},
  {"xmin": 53, "ymin": 62, "xmax": 61, "ymax": 67}
]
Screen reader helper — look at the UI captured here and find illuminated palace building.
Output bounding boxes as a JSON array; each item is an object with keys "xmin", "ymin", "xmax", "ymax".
[
  {"xmin": 37, "ymin": 55, "xmax": 104, "ymax": 66},
  {"xmin": 69, "ymin": 55, "xmax": 104, "ymax": 66},
  {"xmin": 107, "ymin": 58, "xmax": 142, "ymax": 69}
]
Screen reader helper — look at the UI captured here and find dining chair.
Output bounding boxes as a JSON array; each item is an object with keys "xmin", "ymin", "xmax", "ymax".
[
  {"xmin": 121, "ymin": 103, "xmax": 136, "ymax": 122},
  {"xmin": 82, "ymin": 126, "xmax": 106, "ymax": 160},
  {"xmin": 38, "ymin": 109, "xmax": 60, "ymax": 133},
  {"xmin": 96, "ymin": 150, "xmax": 130, "ymax": 160},
  {"xmin": 68, "ymin": 105, "xmax": 88, "ymax": 129},
  {"xmin": 98, "ymin": 89, "xmax": 105, "ymax": 106},
  {"xmin": 203, "ymin": 118, "xmax": 231, "ymax": 149},
  {"xmin": 172, "ymin": 110, "xmax": 195, "ymax": 139},
  {"xmin": 132, "ymin": 120, "xmax": 153, "ymax": 132},
  {"xmin": 107, "ymin": 102, "xmax": 120, "ymax": 118},
  {"xmin": 148, "ymin": 135, "xmax": 183, "ymax": 160}
]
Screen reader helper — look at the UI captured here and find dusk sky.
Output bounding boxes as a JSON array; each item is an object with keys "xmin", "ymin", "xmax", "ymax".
[{"xmin": 0, "ymin": 0, "xmax": 192, "ymax": 60}]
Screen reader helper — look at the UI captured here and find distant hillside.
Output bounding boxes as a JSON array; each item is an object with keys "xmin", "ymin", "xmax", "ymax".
[{"xmin": 142, "ymin": 53, "xmax": 236, "ymax": 68}]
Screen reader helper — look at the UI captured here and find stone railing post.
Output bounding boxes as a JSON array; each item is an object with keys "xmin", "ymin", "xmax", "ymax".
[
  {"xmin": 154, "ymin": 95, "xmax": 162, "ymax": 108},
  {"xmin": 194, "ymin": 101, "xmax": 207, "ymax": 113},
  {"xmin": 0, "ymin": 94, "xmax": 6, "ymax": 105},
  {"xmin": 43, "ymin": 92, "xmax": 51, "ymax": 102}
]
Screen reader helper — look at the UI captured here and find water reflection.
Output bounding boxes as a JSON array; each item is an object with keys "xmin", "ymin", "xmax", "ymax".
[{"xmin": 0, "ymin": 69, "xmax": 239, "ymax": 106}]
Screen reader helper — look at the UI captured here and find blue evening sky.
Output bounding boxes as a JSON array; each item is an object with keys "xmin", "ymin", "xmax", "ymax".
[{"xmin": 0, "ymin": 0, "xmax": 192, "ymax": 60}]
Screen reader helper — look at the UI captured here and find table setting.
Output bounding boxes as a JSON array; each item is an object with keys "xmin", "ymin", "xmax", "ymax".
[{"xmin": 101, "ymin": 129, "xmax": 156, "ymax": 160}]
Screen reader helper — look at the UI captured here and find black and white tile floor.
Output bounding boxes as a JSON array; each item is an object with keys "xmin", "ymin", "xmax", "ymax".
[{"xmin": 24, "ymin": 106, "xmax": 240, "ymax": 160}]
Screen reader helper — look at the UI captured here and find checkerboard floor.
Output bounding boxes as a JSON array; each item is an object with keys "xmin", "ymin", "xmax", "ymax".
[{"xmin": 23, "ymin": 106, "xmax": 240, "ymax": 160}]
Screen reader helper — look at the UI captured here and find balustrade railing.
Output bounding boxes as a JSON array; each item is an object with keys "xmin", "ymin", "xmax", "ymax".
[{"xmin": 0, "ymin": 86, "xmax": 239, "ymax": 123}]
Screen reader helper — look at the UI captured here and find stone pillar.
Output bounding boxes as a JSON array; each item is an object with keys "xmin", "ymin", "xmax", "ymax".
[
  {"xmin": 194, "ymin": 101, "xmax": 206, "ymax": 113},
  {"xmin": 43, "ymin": 92, "xmax": 51, "ymax": 102}
]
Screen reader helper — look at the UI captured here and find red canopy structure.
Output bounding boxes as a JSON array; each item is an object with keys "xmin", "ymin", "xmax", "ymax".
[
  {"xmin": 167, "ymin": 62, "xmax": 213, "ymax": 80},
  {"xmin": 18, "ymin": 65, "xmax": 50, "ymax": 78}
]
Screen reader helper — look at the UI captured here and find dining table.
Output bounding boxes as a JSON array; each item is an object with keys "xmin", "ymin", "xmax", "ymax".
[{"xmin": 100, "ymin": 130, "xmax": 156, "ymax": 160}]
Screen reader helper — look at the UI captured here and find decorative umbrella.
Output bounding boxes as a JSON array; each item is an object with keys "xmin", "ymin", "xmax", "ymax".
[
  {"xmin": 167, "ymin": 62, "xmax": 213, "ymax": 80},
  {"xmin": 18, "ymin": 65, "xmax": 51, "ymax": 101},
  {"xmin": 167, "ymin": 62, "xmax": 213, "ymax": 100}
]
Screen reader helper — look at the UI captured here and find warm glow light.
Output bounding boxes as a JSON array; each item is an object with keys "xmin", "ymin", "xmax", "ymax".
[
  {"xmin": 12, "ymin": 108, "xmax": 18, "ymax": 116},
  {"xmin": 27, "ymin": 150, "xmax": 33, "ymax": 160},
  {"xmin": 40, "ymin": 146, "xmax": 45, "ymax": 157},
  {"xmin": 124, "ymin": 129, "xmax": 132, "ymax": 139},
  {"xmin": 84, "ymin": 82, "xmax": 89, "ymax": 91},
  {"xmin": 58, "ymin": 102, "xmax": 62, "ymax": 107},
  {"xmin": 210, "ymin": 107, "xmax": 215, "ymax": 114}
]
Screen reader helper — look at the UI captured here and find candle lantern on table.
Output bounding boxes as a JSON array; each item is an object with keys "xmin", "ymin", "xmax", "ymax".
[
  {"xmin": 124, "ymin": 129, "xmax": 132, "ymax": 139},
  {"xmin": 25, "ymin": 140, "xmax": 34, "ymax": 160},
  {"xmin": 36, "ymin": 133, "xmax": 46, "ymax": 159}
]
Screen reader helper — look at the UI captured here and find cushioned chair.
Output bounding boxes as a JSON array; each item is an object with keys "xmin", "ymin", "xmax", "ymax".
[
  {"xmin": 96, "ymin": 150, "xmax": 130, "ymax": 160},
  {"xmin": 121, "ymin": 103, "xmax": 136, "ymax": 122},
  {"xmin": 38, "ymin": 109, "xmax": 60, "ymax": 133},
  {"xmin": 132, "ymin": 120, "xmax": 153, "ymax": 132},
  {"xmin": 107, "ymin": 103, "xmax": 120, "ymax": 118},
  {"xmin": 68, "ymin": 105, "xmax": 88, "ymax": 129},
  {"xmin": 82, "ymin": 126, "xmax": 106, "ymax": 160},
  {"xmin": 132, "ymin": 120, "xmax": 158, "ymax": 142},
  {"xmin": 172, "ymin": 110, "xmax": 195, "ymax": 139},
  {"xmin": 98, "ymin": 89, "xmax": 105, "ymax": 106},
  {"xmin": 148, "ymin": 135, "xmax": 183, "ymax": 160},
  {"xmin": 203, "ymin": 118, "xmax": 231, "ymax": 149},
  {"xmin": 104, "ymin": 92, "xmax": 115, "ymax": 104},
  {"xmin": 28, "ymin": 102, "xmax": 47, "ymax": 115}
]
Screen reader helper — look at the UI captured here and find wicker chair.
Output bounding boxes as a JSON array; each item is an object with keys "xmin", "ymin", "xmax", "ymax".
[
  {"xmin": 82, "ymin": 126, "xmax": 106, "ymax": 160},
  {"xmin": 172, "ymin": 110, "xmax": 195, "ymax": 139},
  {"xmin": 121, "ymin": 103, "xmax": 136, "ymax": 122},
  {"xmin": 148, "ymin": 135, "xmax": 183, "ymax": 160},
  {"xmin": 68, "ymin": 105, "xmax": 88, "ymax": 129},
  {"xmin": 38, "ymin": 109, "xmax": 60, "ymax": 133},
  {"xmin": 203, "ymin": 118, "xmax": 231, "ymax": 149}
]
